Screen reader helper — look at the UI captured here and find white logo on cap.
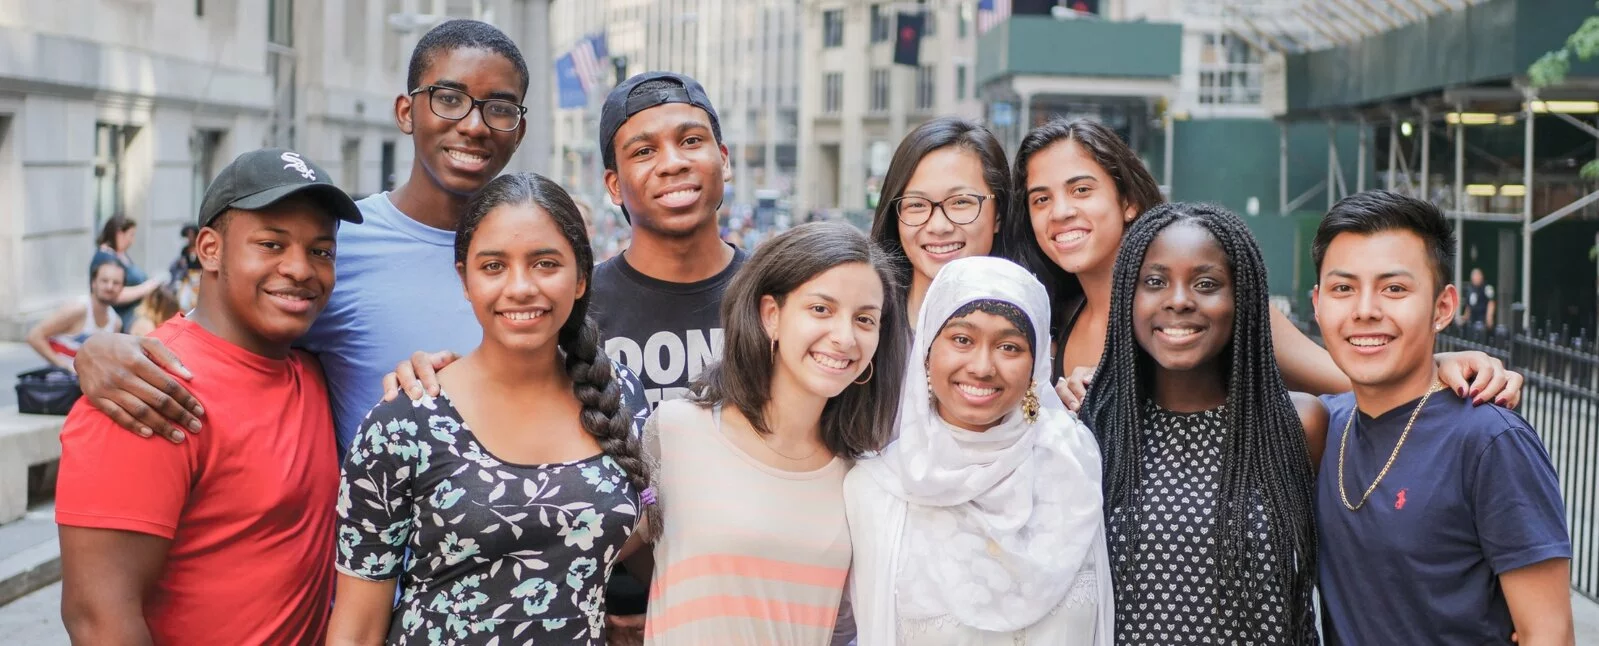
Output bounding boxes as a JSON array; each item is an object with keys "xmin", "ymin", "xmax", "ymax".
[{"xmin": 281, "ymin": 152, "xmax": 316, "ymax": 181}]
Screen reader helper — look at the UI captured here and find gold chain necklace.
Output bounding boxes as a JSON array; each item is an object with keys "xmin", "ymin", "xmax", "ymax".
[{"xmin": 1338, "ymin": 383, "xmax": 1444, "ymax": 512}]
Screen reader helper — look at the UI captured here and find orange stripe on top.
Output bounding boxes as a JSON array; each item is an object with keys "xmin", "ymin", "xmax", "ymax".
[
  {"xmin": 644, "ymin": 595, "xmax": 841, "ymax": 637},
  {"xmin": 653, "ymin": 554, "xmax": 848, "ymax": 591}
]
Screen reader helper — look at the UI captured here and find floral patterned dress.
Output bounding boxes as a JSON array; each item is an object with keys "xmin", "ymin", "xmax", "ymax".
[{"xmin": 336, "ymin": 385, "xmax": 643, "ymax": 645}]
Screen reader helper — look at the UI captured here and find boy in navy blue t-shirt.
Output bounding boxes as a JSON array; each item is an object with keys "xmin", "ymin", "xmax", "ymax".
[{"xmin": 1310, "ymin": 190, "xmax": 1573, "ymax": 645}]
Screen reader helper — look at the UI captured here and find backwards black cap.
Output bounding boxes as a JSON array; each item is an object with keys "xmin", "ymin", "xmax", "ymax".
[
  {"xmin": 599, "ymin": 71, "xmax": 722, "ymax": 172},
  {"xmin": 198, "ymin": 148, "xmax": 363, "ymax": 229}
]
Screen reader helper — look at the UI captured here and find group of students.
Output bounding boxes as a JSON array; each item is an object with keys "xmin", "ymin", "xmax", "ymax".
[{"xmin": 46, "ymin": 17, "xmax": 1570, "ymax": 646}]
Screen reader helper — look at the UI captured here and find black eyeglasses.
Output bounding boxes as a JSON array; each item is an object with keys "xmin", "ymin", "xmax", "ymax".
[
  {"xmin": 408, "ymin": 85, "xmax": 527, "ymax": 132},
  {"xmin": 892, "ymin": 194, "xmax": 994, "ymax": 226}
]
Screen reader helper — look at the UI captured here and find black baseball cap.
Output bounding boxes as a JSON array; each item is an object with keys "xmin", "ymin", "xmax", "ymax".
[
  {"xmin": 198, "ymin": 148, "xmax": 364, "ymax": 228},
  {"xmin": 599, "ymin": 71, "xmax": 722, "ymax": 172}
]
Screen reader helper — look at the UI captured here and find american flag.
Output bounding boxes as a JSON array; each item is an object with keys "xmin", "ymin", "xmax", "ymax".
[
  {"xmin": 977, "ymin": 0, "xmax": 1011, "ymax": 34},
  {"xmin": 571, "ymin": 32, "xmax": 609, "ymax": 95}
]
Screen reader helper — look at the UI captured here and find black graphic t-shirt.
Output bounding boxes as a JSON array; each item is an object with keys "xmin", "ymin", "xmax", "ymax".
[{"xmin": 590, "ymin": 245, "xmax": 748, "ymax": 409}]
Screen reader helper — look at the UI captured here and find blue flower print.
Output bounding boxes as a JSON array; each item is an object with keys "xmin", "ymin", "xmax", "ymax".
[
  {"xmin": 512, "ymin": 577, "xmax": 559, "ymax": 616},
  {"xmin": 567, "ymin": 557, "xmax": 598, "ymax": 591},
  {"xmin": 440, "ymin": 532, "xmax": 481, "ymax": 565},
  {"xmin": 558, "ymin": 509, "xmax": 605, "ymax": 551}
]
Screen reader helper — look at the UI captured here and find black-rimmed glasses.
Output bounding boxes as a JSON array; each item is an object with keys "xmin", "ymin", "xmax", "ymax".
[
  {"xmin": 893, "ymin": 193, "xmax": 994, "ymax": 226},
  {"xmin": 408, "ymin": 85, "xmax": 527, "ymax": 132}
]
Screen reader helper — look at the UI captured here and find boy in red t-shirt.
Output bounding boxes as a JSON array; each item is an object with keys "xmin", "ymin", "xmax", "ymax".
[{"xmin": 55, "ymin": 148, "xmax": 363, "ymax": 644}]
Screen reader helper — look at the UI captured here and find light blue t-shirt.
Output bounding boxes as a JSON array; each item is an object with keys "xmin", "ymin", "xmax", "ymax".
[{"xmin": 300, "ymin": 193, "xmax": 478, "ymax": 451}]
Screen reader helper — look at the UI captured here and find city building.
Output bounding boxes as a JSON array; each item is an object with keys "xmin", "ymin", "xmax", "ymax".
[
  {"xmin": 549, "ymin": 0, "xmax": 803, "ymax": 213},
  {"xmin": 796, "ymin": 0, "xmax": 985, "ymax": 218},
  {"xmin": 0, "ymin": 0, "xmax": 552, "ymax": 339}
]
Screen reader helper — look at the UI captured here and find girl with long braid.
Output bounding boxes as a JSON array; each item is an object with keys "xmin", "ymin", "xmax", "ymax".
[
  {"xmin": 999, "ymin": 117, "xmax": 1523, "ymax": 410},
  {"xmin": 328, "ymin": 173, "xmax": 653, "ymax": 644},
  {"xmin": 1082, "ymin": 202, "xmax": 1325, "ymax": 645}
]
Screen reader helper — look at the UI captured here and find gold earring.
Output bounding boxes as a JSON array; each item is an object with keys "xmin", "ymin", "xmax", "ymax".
[
  {"xmin": 769, "ymin": 338, "xmax": 777, "ymax": 359},
  {"xmin": 853, "ymin": 362, "xmax": 874, "ymax": 385},
  {"xmin": 1022, "ymin": 381, "xmax": 1041, "ymax": 424}
]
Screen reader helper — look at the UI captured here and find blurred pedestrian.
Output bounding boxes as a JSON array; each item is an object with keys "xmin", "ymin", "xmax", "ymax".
[
  {"xmin": 92, "ymin": 215, "xmax": 165, "ymax": 332},
  {"xmin": 128, "ymin": 286, "xmax": 181, "ymax": 337},
  {"xmin": 26, "ymin": 257, "xmax": 125, "ymax": 372}
]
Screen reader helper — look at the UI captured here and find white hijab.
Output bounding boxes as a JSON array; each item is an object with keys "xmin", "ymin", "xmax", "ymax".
[{"xmin": 854, "ymin": 256, "xmax": 1110, "ymax": 634}]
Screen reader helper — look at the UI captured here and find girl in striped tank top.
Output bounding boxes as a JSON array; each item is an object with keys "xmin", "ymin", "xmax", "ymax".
[{"xmin": 636, "ymin": 222, "xmax": 908, "ymax": 646}]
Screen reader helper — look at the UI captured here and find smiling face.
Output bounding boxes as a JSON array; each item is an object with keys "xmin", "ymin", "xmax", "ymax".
[
  {"xmin": 927, "ymin": 310, "xmax": 1034, "ymax": 432},
  {"xmin": 458, "ymin": 201, "xmax": 585, "ymax": 354},
  {"xmin": 1133, "ymin": 221, "xmax": 1236, "ymax": 376},
  {"xmin": 1314, "ymin": 229, "xmax": 1457, "ymax": 392},
  {"xmin": 199, "ymin": 198, "xmax": 337, "ymax": 353},
  {"xmin": 604, "ymin": 102, "xmax": 730, "ymax": 240},
  {"xmin": 896, "ymin": 147, "xmax": 998, "ymax": 288},
  {"xmin": 762, "ymin": 262, "xmax": 885, "ymax": 401},
  {"xmin": 399, "ymin": 47, "xmax": 527, "ymax": 198},
  {"xmin": 1026, "ymin": 139, "xmax": 1139, "ymax": 278}
]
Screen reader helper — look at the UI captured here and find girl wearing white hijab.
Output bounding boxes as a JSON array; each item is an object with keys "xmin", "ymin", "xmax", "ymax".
[{"xmin": 844, "ymin": 256, "xmax": 1113, "ymax": 645}]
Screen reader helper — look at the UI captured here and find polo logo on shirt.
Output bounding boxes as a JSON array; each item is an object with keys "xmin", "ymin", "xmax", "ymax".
[{"xmin": 1395, "ymin": 488, "xmax": 1408, "ymax": 510}]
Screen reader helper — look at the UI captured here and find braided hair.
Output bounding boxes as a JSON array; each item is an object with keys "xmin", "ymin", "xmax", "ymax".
[
  {"xmin": 455, "ymin": 172, "xmax": 657, "ymax": 537},
  {"xmin": 1081, "ymin": 202, "xmax": 1318, "ymax": 643}
]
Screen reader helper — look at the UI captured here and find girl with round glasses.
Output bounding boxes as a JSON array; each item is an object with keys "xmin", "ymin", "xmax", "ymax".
[{"xmin": 868, "ymin": 117, "xmax": 1010, "ymax": 320}]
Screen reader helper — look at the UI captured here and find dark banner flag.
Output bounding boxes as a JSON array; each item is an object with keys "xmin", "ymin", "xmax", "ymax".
[{"xmin": 894, "ymin": 12, "xmax": 924, "ymax": 66}]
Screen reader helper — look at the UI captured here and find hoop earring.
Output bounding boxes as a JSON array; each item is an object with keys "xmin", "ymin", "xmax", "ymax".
[
  {"xmin": 853, "ymin": 362, "xmax": 874, "ymax": 385},
  {"xmin": 1022, "ymin": 381, "xmax": 1041, "ymax": 424},
  {"xmin": 769, "ymin": 338, "xmax": 777, "ymax": 361}
]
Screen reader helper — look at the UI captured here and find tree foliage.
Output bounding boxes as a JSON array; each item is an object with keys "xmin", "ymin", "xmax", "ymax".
[{"xmin": 1530, "ymin": 7, "xmax": 1599, "ymax": 179}]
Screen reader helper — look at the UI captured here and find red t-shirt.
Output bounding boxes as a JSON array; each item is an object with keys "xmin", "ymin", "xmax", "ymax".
[{"xmin": 56, "ymin": 315, "xmax": 338, "ymax": 645}]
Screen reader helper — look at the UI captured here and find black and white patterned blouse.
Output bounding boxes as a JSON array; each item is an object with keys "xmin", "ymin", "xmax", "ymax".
[
  {"xmin": 1107, "ymin": 404, "xmax": 1291, "ymax": 645},
  {"xmin": 336, "ymin": 382, "xmax": 644, "ymax": 645}
]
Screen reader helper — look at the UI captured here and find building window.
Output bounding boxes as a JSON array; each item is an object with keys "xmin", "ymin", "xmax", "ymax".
[
  {"xmin": 915, "ymin": 65, "xmax": 935, "ymax": 111},
  {"xmin": 1196, "ymin": 32, "xmax": 1262, "ymax": 105},
  {"xmin": 919, "ymin": 1, "xmax": 935, "ymax": 37},
  {"xmin": 380, "ymin": 141, "xmax": 396, "ymax": 192},
  {"xmin": 955, "ymin": 64, "xmax": 967, "ymax": 101},
  {"xmin": 823, "ymin": 9, "xmax": 844, "ymax": 48},
  {"xmin": 870, "ymin": 5, "xmax": 891, "ymax": 43},
  {"xmin": 824, "ymin": 72, "xmax": 843, "ymax": 114},
  {"xmin": 94, "ymin": 124, "xmax": 138, "ymax": 226},
  {"xmin": 959, "ymin": 2, "xmax": 972, "ymax": 39},
  {"xmin": 191, "ymin": 130, "xmax": 223, "ymax": 210},
  {"xmin": 870, "ymin": 68, "xmax": 890, "ymax": 113},
  {"xmin": 196, "ymin": 0, "xmax": 204, "ymax": 16}
]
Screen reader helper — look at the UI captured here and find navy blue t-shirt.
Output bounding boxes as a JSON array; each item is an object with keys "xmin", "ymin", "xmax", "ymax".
[{"xmin": 1316, "ymin": 391, "xmax": 1570, "ymax": 645}]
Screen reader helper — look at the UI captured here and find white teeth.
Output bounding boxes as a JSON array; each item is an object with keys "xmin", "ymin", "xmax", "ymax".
[
  {"xmin": 810, "ymin": 353, "xmax": 851, "ymax": 370},
  {"xmin": 271, "ymin": 292, "xmax": 309, "ymax": 301},
  {"xmin": 956, "ymin": 383, "xmax": 998, "ymax": 397},
  {"xmin": 502, "ymin": 310, "xmax": 544, "ymax": 321},
  {"xmin": 1161, "ymin": 328, "xmax": 1199, "ymax": 338},
  {"xmin": 447, "ymin": 150, "xmax": 486, "ymax": 164},
  {"xmin": 1349, "ymin": 336, "xmax": 1389, "ymax": 347},
  {"xmin": 925, "ymin": 242, "xmax": 964, "ymax": 254},
  {"xmin": 1054, "ymin": 231, "xmax": 1087, "ymax": 244},
  {"xmin": 664, "ymin": 189, "xmax": 698, "ymax": 199}
]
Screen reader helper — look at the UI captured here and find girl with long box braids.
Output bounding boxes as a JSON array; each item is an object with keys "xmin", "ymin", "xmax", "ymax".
[{"xmin": 1081, "ymin": 202, "xmax": 1326, "ymax": 645}]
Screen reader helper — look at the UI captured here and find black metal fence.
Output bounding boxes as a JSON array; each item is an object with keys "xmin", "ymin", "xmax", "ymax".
[{"xmin": 1289, "ymin": 313, "xmax": 1599, "ymax": 601}]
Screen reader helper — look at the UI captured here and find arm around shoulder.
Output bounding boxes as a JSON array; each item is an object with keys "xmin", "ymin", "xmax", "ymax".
[
  {"xmin": 1290, "ymin": 392, "xmax": 1329, "ymax": 475},
  {"xmin": 1269, "ymin": 305, "xmax": 1352, "ymax": 395}
]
